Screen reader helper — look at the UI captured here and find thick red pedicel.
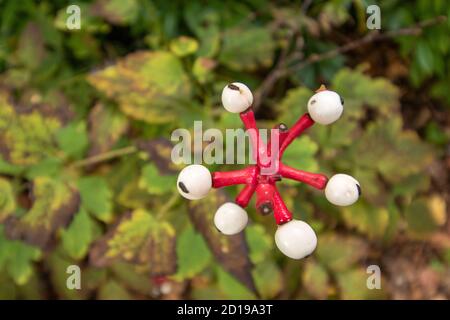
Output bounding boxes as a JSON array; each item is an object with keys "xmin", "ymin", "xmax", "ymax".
[{"xmin": 211, "ymin": 109, "xmax": 329, "ymax": 226}]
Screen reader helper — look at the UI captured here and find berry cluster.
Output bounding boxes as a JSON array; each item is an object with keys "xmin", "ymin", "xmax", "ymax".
[{"xmin": 177, "ymin": 83, "xmax": 361, "ymax": 259}]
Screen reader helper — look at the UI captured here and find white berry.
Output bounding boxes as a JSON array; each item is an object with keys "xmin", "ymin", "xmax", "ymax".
[
  {"xmin": 275, "ymin": 220, "xmax": 317, "ymax": 259},
  {"xmin": 325, "ymin": 174, "xmax": 361, "ymax": 206},
  {"xmin": 214, "ymin": 202, "xmax": 248, "ymax": 235},
  {"xmin": 221, "ymin": 82, "xmax": 254, "ymax": 113},
  {"xmin": 307, "ymin": 90, "xmax": 343, "ymax": 125},
  {"xmin": 177, "ymin": 165, "xmax": 212, "ymax": 200}
]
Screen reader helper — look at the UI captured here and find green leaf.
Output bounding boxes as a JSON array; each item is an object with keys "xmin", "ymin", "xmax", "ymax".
[
  {"xmin": 170, "ymin": 36, "xmax": 199, "ymax": 57},
  {"xmin": 219, "ymin": 26, "xmax": 274, "ymax": 71},
  {"xmin": 281, "ymin": 136, "xmax": 319, "ymax": 185},
  {"xmin": 4, "ymin": 177, "xmax": 80, "ymax": 249},
  {"xmin": 340, "ymin": 201, "xmax": 390, "ymax": 240},
  {"xmin": 405, "ymin": 196, "xmax": 446, "ymax": 236},
  {"xmin": 61, "ymin": 208, "xmax": 94, "ymax": 260},
  {"xmin": 87, "ymin": 103, "xmax": 128, "ymax": 157},
  {"xmin": 253, "ymin": 260, "xmax": 282, "ymax": 299},
  {"xmin": 91, "ymin": 0, "xmax": 139, "ymax": 26},
  {"xmin": 175, "ymin": 225, "xmax": 212, "ymax": 280},
  {"xmin": 0, "ymin": 226, "xmax": 41, "ymax": 285},
  {"xmin": 0, "ymin": 90, "xmax": 64, "ymax": 166},
  {"xmin": 90, "ymin": 209, "xmax": 177, "ymax": 276},
  {"xmin": 139, "ymin": 163, "xmax": 176, "ymax": 195},
  {"xmin": 246, "ymin": 224, "xmax": 273, "ymax": 264},
  {"xmin": 336, "ymin": 268, "xmax": 386, "ymax": 299},
  {"xmin": 56, "ymin": 121, "xmax": 89, "ymax": 159},
  {"xmin": 0, "ymin": 178, "xmax": 16, "ymax": 222},
  {"xmin": 54, "ymin": 4, "xmax": 110, "ymax": 33},
  {"xmin": 316, "ymin": 234, "xmax": 368, "ymax": 272},
  {"xmin": 188, "ymin": 189, "xmax": 257, "ymax": 295},
  {"xmin": 217, "ymin": 266, "xmax": 255, "ymax": 299},
  {"xmin": 415, "ymin": 40, "xmax": 434, "ymax": 74},
  {"xmin": 192, "ymin": 57, "xmax": 217, "ymax": 84},
  {"xmin": 87, "ymin": 51, "xmax": 193, "ymax": 124},
  {"xmin": 332, "ymin": 68, "xmax": 399, "ymax": 119},
  {"xmin": 302, "ymin": 259, "xmax": 330, "ymax": 299},
  {"xmin": 25, "ymin": 157, "xmax": 63, "ymax": 179},
  {"xmin": 278, "ymin": 87, "xmax": 313, "ymax": 124},
  {"xmin": 348, "ymin": 116, "xmax": 434, "ymax": 183},
  {"xmin": 78, "ymin": 176, "xmax": 113, "ymax": 223},
  {"xmin": 98, "ymin": 279, "xmax": 133, "ymax": 299}
]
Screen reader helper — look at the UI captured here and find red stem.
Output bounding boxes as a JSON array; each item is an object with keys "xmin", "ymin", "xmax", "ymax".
[
  {"xmin": 212, "ymin": 166, "xmax": 257, "ymax": 188},
  {"xmin": 272, "ymin": 186, "xmax": 292, "ymax": 225},
  {"xmin": 239, "ymin": 108, "xmax": 266, "ymax": 164},
  {"xmin": 279, "ymin": 163, "xmax": 328, "ymax": 190},
  {"xmin": 235, "ymin": 184, "xmax": 257, "ymax": 208},
  {"xmin": 279, "ymin": 113, "xmax": 315, "ymax": 158}
]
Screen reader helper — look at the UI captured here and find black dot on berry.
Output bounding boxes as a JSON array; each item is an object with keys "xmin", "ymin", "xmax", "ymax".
[
  {"xmin": 356, "ymin": 184, "xmax": 361, "ymax": 196},
  {"xmin": 178, "ymin": 182, "xmax": 189, "ymax": 193},
  {"xmin": 310, "ymin": 99, "xmax": 316, "ymax": 105},
  {"xmin": 340, "ymin": 97, "xmax": 344, "ymax": 105},
  {"xmin": 228, "ymin": 84, "xmax": 240, "ymax": 91}
]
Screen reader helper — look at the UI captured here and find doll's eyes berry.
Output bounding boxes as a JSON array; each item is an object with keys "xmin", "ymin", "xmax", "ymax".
[
  {"xmin": 307, "ymin": 89, "xmax": 343, "ymax": 125},
  {"xmin": 325, "ymin": 174, "xmax": 361, "ymax": 206},
  {"xmin": 275, "ymin": 220, "xmax": 317, "ymax": 260},
  {"xmin": 221, "ymin": 82, "xmax": 254, "ymax": 113},
  {"xmin": 177, "ymin": 165, "xmax": 212, "ymax": 200},
  {"xmin": 214, "ymin": 202, "xmax": 248, "ymax": 235}
]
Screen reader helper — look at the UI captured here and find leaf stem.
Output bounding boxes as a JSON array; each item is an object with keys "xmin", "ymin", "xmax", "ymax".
[
  {"xmin": 158, "ymin": 192, "xmax": 179, "ymax": 218},
  {"xmin": 71, "ymin": 146, "xmax": 138, "ymax": 168}
]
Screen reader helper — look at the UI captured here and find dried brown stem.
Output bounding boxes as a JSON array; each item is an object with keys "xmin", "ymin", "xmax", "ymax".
[{"xmin": 253, "ymin": 15, "xmax": 447, "ymax": 111}]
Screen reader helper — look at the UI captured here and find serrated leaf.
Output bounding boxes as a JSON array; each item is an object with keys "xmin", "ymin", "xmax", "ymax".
[
  {"xmin": 278, "ymin": 87, "xmax": 313, "ymax": 124},
  {"xmin": 87, "ymin": 103, "xmax": 128, "ymax": 157},
  {"xmin": 0, "ymin": 178, "xmax": 16, "ymax": 222},
  {"xmin": 0, "ymin": 226, "xmax": 41, "ymax": 285},
  {"xmin": 139, "ymin": 163, "xmax": 176, "ymax": 195},
  {"xmin": 219, "ymin": 26, "xmax": 274, "ymax": 71},
  {"xmin": 188, "ymin": 189, "xmax": 257, "ymax": 295},
  {"xmin": 349, "ymin": 116, "xmax": 434, "ymax": 183},
  {"xmin": 302, "ymin": 259, "xmax": 330, "ymax": 299},
  {"xmin": 174, "ymin": 225, "xmax": 212, "ymax": 280},
  {"xmin": 405, "ymin": 196, "xmax": 446, "ymax": 236},
  {"xmin": 87, "ymin": 51, "xmax": 193, "ymax": 124},
  {"xmin": 78, "ymin": 176, "xmax": 113, "ymax": 222},
  {"xmin": 170, "ymin": 36, "xmax": 199, "ymax": 57},
  {"xmin": 0, "ymin": 91, "xmax": 64, "ymax": 166},
  {"xmin": 61, "ymin": 208, "xmax": 94, "ymax": 260},
  {"xmin": 332, "ymin": 68, "xmax": 399, "ymax": 119},
  {"xmin": 340, "ymin": 201, "xmax": 389, "ymax": 240},
  {"xmin": 56, "ymin": 121, "xmax": 89, "ymax": 159},
  {"xmin": 316, "ymin": 234, "xmax": 368, "ymax": 272},
  {"xmin": 282, "ymin": 136, "xmax": 319, "ymax": 184},
  {"xmin": 4, "ymin": 177, "xmax": 80, "ymax": 249},
  {"xmin": 90, "ymin": 209, "xmax": 176, "ymax": 276}
]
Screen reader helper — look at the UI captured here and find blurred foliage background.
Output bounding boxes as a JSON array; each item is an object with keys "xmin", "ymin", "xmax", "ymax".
[{"xmin": 0, "ymin": 0, "xmax": 449, "ymax": 300}]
